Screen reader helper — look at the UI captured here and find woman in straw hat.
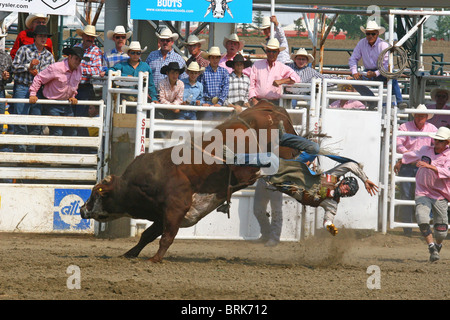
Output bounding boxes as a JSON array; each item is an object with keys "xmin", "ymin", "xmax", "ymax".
[
  {"xmin": 110, "ymin": 41, "xmax": 158, "ymax": 109},
  {"xmin": 286, "ymin": 48, "xmax": 341, "ymax": 88},
  {"xmin": 395, "ymin": 126, "xmax": 450, "ymax": 262},
  {"xmin": 104, "ymin": 25, "xmax": 132, "ymax": 69},
  {"xmin": 427, "ymin": 87, "xmax": 450, "ymax": 128},
  {"xmin": 10, "ymin": 13, "xmax": 53, "ymax": 59}
]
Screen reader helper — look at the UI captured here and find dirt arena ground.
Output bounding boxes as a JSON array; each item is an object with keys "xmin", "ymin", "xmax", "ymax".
[{"xmin": 0, "ymin": 229, "xmax": 448, "ymax": 301}]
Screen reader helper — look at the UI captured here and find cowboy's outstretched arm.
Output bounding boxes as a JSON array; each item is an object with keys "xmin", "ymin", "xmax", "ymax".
[{"xmin": 364, "ymin": 180, "xmax": 379, "ymax": 196}]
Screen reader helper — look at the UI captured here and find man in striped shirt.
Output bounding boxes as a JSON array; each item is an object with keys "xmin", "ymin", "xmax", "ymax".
[
  {"xmin": 103, "ymin": 25, "xmax": 132, "ymax": 69},
  {"xmin": 11, "ymin": 25, "xmax": 54, "ymax": 152}
]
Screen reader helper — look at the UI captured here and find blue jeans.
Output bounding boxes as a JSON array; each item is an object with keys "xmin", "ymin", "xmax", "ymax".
[
  {"xmin": 364, "ymin": 69, "xmax": 403, "ymax": 103},
  {"xmin": 13, "ymin": 83, "xmax": 42, "ymax": 152},
  {"xmin": 0, "ymin": 89, "xmax": 5, "ymax": 132},
  {"xmin": 42, "ymin": 103, "xmax": 77, "ymax": 153},
  {"xmin": 74, "ymin": 83, "xmax": 95, "ymax": 137}
]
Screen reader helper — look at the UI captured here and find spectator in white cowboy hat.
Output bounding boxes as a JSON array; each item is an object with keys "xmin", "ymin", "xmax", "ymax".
[
  {"xmin": 426, "ymin": 87, "xmax": 450, "ymax": 129},
  {"xmin": 73, "ymin": 25, "xmax": 103, "ymax": 138},
  {"xmin": 180, "ymin": 61, "xmax": 205, "ymax": 120},
  {"xmin": 257, "ymin": 15, "xmax": 290, "ymax": 64},
  {"xmin": 285, "ymin": 48, "xmax": 341, "ymax": 94},
  {"xmin": 224, "ymin": 53, "xmax": 252, "ymax": 113},
  {"xmin": 394, "ymin": 104, "xmax": 438, "ymax": 236},
  {"xmin": 199, "ymin": 46, "xmax": 230, "ymax": 120},
  {"xmin": 219, "ymin": 33, "xmax": 251, "ymax": 77},
  {"xmin": 184, "ymin": 35, "xmax": 209, "ymax": 69},
  {"xmin": 145, "ymin": 28, "xmax": 187, "ymax": 90},
  {"xmin": 109, "ymin": 41, "xmax": 158, "ymax": 109},
  {"xmin": 103, "ymin": 25, "xmax": 132, "ymax": 69},
  {"xmin": 248, "ymin": 38, "xmax": 300, "ymax": 106},
  {"xmin": 395, "ymin": 126, "xmax": 450, "ymax": 262},
  {"xmin": 349, "ymin": 20, "xmax": 407, "ymax": 109},
  {"xmin": 10, "ymin": 13, "xmax": 53, "ymax": 60}
]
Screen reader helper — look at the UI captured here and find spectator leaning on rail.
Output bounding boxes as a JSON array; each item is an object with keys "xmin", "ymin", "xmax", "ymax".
[
  {"xmin": 394, "ymin": 126, "xmax": 450, "ymax": 262},
  {"xmin": 426, "ymin": 87, "xmax": 450, "ymax": 129},
  {"xmin": 11, "ymin": 24, "xmax": 54, "ymax": 153},
  {"xmin": 28, "ymin": 47, "xmax": 88, "ymax": 153},
  {"xmin": 10, "ymin": 13, "xmax": 53, "ymax": 60},
  {"xmin": 103, "ymin": 25, "xmax": 132, "ymax": 69},
  {"xmin": 180, "ymin": 61, "xmax": 205, "ymax": 120},
  {"xmin": 248, "ymin": 38, "xmax": 300, "ymax": 107},
  {"xmin": 394, "ymin": 104, "xmax": 437, "ymax": 236},
  {"xmin": 223, "ymin": 53, "xmax": 252, "ymax": 113},
  {"xmin": 349, "ymin": 20, "xmax": 407, "ymax": 109},
  {"xmin": 73, "ymin": 25, "xmax": 103, "ymax": 138},
  {"xmin": 257, "ymin": 15, "xmax": 291, "ymax": 64},
  {"xmin": 158, "ymin": 62, "xmax": 185, "ymax": 119},
  {"xmin": 0, "ymin": 29, "xmax": 12, "ymax": 124}
]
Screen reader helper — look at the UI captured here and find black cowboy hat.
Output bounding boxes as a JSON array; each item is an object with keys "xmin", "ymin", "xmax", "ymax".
[
  {"xmin": 225, "ymin": 54, "xmax": 252, "ymax": 69},
  {"xmin": 62, "ymin": 46, "xmax": 90, "ymax": 61},
  {"xmin": 27, "ymin": 25, "xmax": 52, "ymax": 38},
  {"xmin": 160, "ymin": 62, "xmax": 185, "ymax": 75}
]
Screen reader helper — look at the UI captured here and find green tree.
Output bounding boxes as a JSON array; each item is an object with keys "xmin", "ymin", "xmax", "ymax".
[
  {"xmin": 425, "ymin": 16, "xmax": 450, "ymax": 40},
  {"xmin": 334, "ymin": 11, "xmax": 365, "ymax": 40},
  {"xmin": 294, "ymin": 17, "xmax": 306, "ymax": 37},
  {"xmin": 253, "ymin": 11, "xmax": 264, "ymax": 29}
]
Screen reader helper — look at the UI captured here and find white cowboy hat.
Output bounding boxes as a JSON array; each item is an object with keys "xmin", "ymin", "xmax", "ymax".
[
  {"xmin": 186, "ymin": 61, "xmax": 205, "ymax": 73},
  {"xmin": 360, "ymin": 20, "xmax": 385, "ymax": 35},
  {"xmin": 201, "ymin": 46, "xmax": 223, "ymax": 59},
  {"xmin": 413, "ymin": 104, "xmax": 433, "ymax": 120},
  {"xmin": 106, "ymin": 25, "xmax": 132, "ymax": 40},
  {"xmin": 122, "ymin": 41, "xmax": 147, "ymax": 54},
  {"xmin": 76, "ymin": 25, "xmax": 99, "ymax": 38},
  {"xmin": 261, "ymin": 38, "xmax": 285, "ymax": 52},
  {"xmin": 156, "ymin": 28, "xmax": 179, "ymax": 41},
  {"xmin": 183, "ymin": 34, "xmax": 206, "ymax": 46},
  {"xmin": 257, "ymin": 16, "xmax": 272, "ymax": 29},
  {"xmin": 223, "ymin": 33, "xmax": 245, "ymax": 52},
  {"xmin": 291, "ymin": 48, "xmax": 314, "ymax": 63},
  {"xmin": 430, "ymin": 87, "xmax": 450, "ymax": 101},
  {"xmin": 429, "ymin": 126, "xmax": 450, "ymax": 141},
  {"xmin": 25, "ymin": 13, "xmax": 49, "ymax": 29}
]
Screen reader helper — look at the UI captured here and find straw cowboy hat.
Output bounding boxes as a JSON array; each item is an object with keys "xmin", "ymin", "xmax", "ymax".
[
  {"xmin": 156, "ymin": 28, "xmax": 179, "ymax": 41},
  {"xmin": 122, "ymin": 41, "xmax": 147, "ymax": 54},
  {"xmin": 225, "ymin": 53, "xmax": 252, "ymax": 69},
  {"xmin": 261, "ymin": 38, "xmax": 285, "ymax": 51},
  {"xmin": 182, "ymin": 34, "xmax": 206, "ymax": 46},
  {"xmin": 25, "ymin": 13, "xmax": 49, "ymax": 29},
  {"xmin": 201, "ymin": 46, "xmax": 223, "ymax": 59},
  {"xmin": 160, "ymin": 62, "xmax": 185, "ymax": 75},
  {"xmin": 430, "ymin": 87, "xmax": 450, "ymax": 101},
  {"xmin": 223, "ymin": 33, "xmax": 245, "ymax": 52},
  {"xmin": 106, "ymin": 25, "xmax": 132, "ymax": 40},
  {"xmin": 186, "ymin": 61, "xmax": 205, "ymax": 73},
  {"xmin": 413, "ymin": 104, "xmax": 433, "ymax": 120},
  {"xmin": 76, "ymin": 25, "xmax": 99, "ymax": 37},
  {"xmin": 291, "ymin": 48, "xmax": 314, "ymax": 63},
  {"xmin": 257, "ymin": 16, "xmax": 272, "ymax": 29},
  {"xmin": 429, "ymin": 126, "xmax": 450, "ymax": 141},
  {"xmin": 360, "ymin": 20, "xmax": 385, "ymax": 35}
]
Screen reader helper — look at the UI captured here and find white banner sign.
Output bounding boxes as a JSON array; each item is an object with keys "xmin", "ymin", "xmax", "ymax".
[{"xmin": 0, "ymin": 0, "xmax": 76, "ymax": 16}]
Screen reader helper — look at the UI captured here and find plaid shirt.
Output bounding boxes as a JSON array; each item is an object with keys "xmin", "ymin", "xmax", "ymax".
[
  {"xmin": 103, "ymin": 48, "xmax": 129, "ymax": 69},
  {"xmin": 0, "ymin": 50, "xmax": 12, "ymax": 90},
  {"xmin": 74, "ymin": 43, "xmax": 103, "ymax": 84},
  {"xmin": 224, "ymin": 72, "xmax": 250, "ymax": 105},
  {"xmin": 158, "ymin": 78, "xmax": 184, "ymax": 105},
  {"xmin": 145, "ymin": 49, "xmax": 187, "ymax": 89},
  {"xmin": 286, "ymin": 63, "xmax": 340, "ymax": 84},
  {"xmin": 199, "ymin": 65, "xmax": 229, "ymax": 105},
  {"xmin": 12, "ymin": 44, "xmax": 54, "ymax": 86}
]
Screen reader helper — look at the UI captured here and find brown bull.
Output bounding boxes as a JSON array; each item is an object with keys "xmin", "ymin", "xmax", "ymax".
[{"xmin": 80, "ymin": 101, "xmax": 299, "ymax": 262}]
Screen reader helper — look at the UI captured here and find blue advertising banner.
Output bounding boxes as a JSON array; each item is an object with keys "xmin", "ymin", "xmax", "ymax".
[
  {"xmin": 53, "ymin": 189, "xmax": 91, "ymax": 231},
  {"xmin": 130, "ymin": 0, "xmax": 253, "ymax": 24}
]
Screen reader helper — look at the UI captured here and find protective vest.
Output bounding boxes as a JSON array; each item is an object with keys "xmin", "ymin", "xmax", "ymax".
[{"xmin": 300, "ymin": 173, "xmax": 340, "ymax": 207}]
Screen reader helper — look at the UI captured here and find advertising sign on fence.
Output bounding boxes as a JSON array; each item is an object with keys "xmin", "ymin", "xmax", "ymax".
[
  {"xmin": 130, "ymin": 0, "xmax": 253, "ymax": 24},
  {"xmin": 0, "ymin": 0, "xmax": 76, "ymax": 15}
]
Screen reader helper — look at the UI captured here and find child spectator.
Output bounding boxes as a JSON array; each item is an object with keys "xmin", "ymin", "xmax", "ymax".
[
  {"xmin": 224, "ymin": 54, "xmax": 252, "ymax": 113},
  {"xmin": 158, "ymin": 62, "xmax": 185, "ymax": 119},
  {"xmin": 180, "ymin": 61, "xmax": 204, "ymax": 120}
]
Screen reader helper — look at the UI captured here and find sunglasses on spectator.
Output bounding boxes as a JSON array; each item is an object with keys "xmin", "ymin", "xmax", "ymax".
[
  {"xmin": 114, "ymin": 35, "xmax": 126, "ymax": 39},
  {"xmin": 129, "ymin": 51, "xmax": 141, "ymax": 55},
  {"xmin": 366, "ymin": 32, "xmax": 377, "ymax": 36},
  {"xmin": 160, "ymin": 38, "xmax": 172, "ymax": 42}
]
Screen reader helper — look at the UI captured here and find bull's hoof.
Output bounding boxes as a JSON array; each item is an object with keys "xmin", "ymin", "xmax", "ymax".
[
  {"xmin": 148, "ymin": 256, "xmax": 162, "ymax": 263},
  {"xmin": 122, "ymin": 251, "xmax": 139, "ymax": 259}
]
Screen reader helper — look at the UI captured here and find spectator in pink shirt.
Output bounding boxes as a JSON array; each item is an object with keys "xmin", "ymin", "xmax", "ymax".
[
  {"xmin": 158, "ymin": 62, "xmax": 185, "ymax": 119},
  {"xmin": 29, "ymin": 46, "xmax": 88, "ymax": 152},
  {"xmin": 219, "ymin": 33, "xmax": 251, "ymax": 77},
  {"xmin": 394, "ymin": 104, "xmax": 438, "ymax": 236},
  {"xmin": 394, "ymin": 126, "xmax": 450, "ymax": 262},
  {"xmin": 426, "ymin": 87, "xmax": 450, "ymax": 129},
  {"xmin": 249, "ymin": 38, "xmax": 300, "ymax": 106},
  {"xmin": 329, "ymin": 84, "xmax": 366, "ymax": 110}
]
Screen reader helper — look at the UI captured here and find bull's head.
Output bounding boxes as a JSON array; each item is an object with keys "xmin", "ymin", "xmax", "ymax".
[
  {"xmin": 204, "ymin": 0, "xmax": 233, "ymax": 19},
  {"xmin": 80, "ymin": 175, "xmax": 128, "ymax": 222}
]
